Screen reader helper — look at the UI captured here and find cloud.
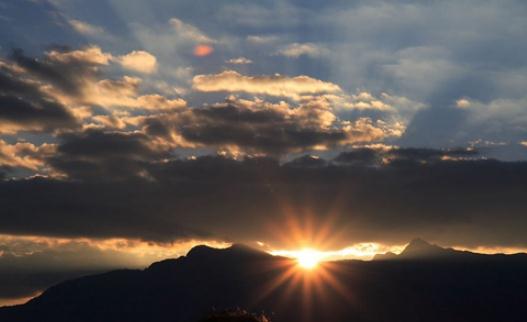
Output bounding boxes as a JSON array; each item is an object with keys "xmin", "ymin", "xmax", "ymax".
[
  {"xmin": 10, "ymin": 47, "xmax": 107, "ymax": 96},
  {"xmin": 192, "ymin": 70, "xmax": 342, "ymax": 99},
  {"xmin": 46, "ymin": 46, "xmax": 112, "ymax": 65},
  {"xmin": 226, "ymin": 57, "xmax": 253, "ymax": 65},
  {"xmin": 140, "ymin": 96, "xmax": 396, "ymax": 155},
  {"xmin": 76, "ymin": 76, "xmax": 186, "ymax": 111},
  {"xmin": 0, "ymin": 140, "xmax": 56, "ymax": 172},
  {"xmin": 46, "ymin": 46, "xmax": 158, "ymax": 75},
  {"xmin": 330, "ymin": 92, "xmax": 394, "ymax": 111},
  {"xmin": 115, "ymin": 50, "xmax": 157, "ymax": 74},
  {"xmin": 456, "ymin": 98, "xmax": 471, "ymax": 109},
  {"xmin": 3, "ymin": 48, "xmax": 185, "ymax": 117},
  {"xmin": 341, "ymin": 118, "xmax": 397, "ymax": 144},
  {"xmin": 1, "ymin": 152, "xmax": 527, "ymax": 252},
  {"xmin": 246, "ymin": 35, "xmax": 279, "ymax": 45},
  {"xmin": 68, "ymin": 19, "xmax": 105, "ymax": 36},
  {"xmin": 409, "ymin": 97, "xmax": 527, "ymax": 149},
  {"xmin": 169, "ymin": 18, "xmax": 215, "ymax": 44},
  {"xmin": 0, "ymin": 58, "xmax": 77, "ymax": 134},
  {"xmin": 48, "ymin": 129, "xmax": 170, "ymax": 180},
  {"xmin": 275, "ymin": 43, "xmax": 326, "ymax": 58},
  {"xmin": 0, "ymin": 47, "xmax": 409, "ymax": 167}
]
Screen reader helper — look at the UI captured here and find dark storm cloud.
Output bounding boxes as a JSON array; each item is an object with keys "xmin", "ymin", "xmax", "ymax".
[
  {"xmin": 334, "ymin": 147, "xmax": 478, "ymax": 166},
  {"xmin": 1, "ymin": 150, "xmax": 527, "ymax": 248},
  {"xmin": 10, "ymin": 48, "xmax": 102, "ymax": 96},
  {"xmin": 333, "ymin": 148, "xmax": 379, "ymax": 166},
  {"xmin": 177, "ymin": 106, "xmax": 346, "ymax": 155},
  {"xmin": 0, "ymin": 95, "xmax": 74, "ymax": 131},
  {"xmin": 0, "ymin": 62, "xmax": 76, "ymax": 132},
  {"xmin": 49, "ymin": 130, "xmax": 169, "ymax": 180},
  {"xmin": 285, "ymin": 155, "xmax": 328, "ymax": 168},
  {"xmin": 386, "ymin": 147, "xmax": 478, "ymax": 164}
]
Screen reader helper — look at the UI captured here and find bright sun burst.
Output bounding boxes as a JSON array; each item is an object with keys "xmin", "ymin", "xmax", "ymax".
[{"xmin": 295, "ymin": 248, "xmax": 323, "ymax": 270}]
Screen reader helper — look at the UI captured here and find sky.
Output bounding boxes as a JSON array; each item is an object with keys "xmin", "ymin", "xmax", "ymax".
[{"xmin": 1, "ymin": 0, "xmax": 527, "ymax": 305}]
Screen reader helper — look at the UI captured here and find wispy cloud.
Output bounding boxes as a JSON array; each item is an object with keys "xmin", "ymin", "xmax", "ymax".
[
  {"xmin": 226, "ymin": 57, "xmax": 252, "ymax": 65},
  {"xmin": 68, "ymin": 19, "xmax": 105, "ymax": 36},
  {"xmin": 169, "ymin": 18, "xmax": 215, "ymax": 44},
  {"xmin": 275, "ymin": 43, "xmax": 326, "ymax": 58}
]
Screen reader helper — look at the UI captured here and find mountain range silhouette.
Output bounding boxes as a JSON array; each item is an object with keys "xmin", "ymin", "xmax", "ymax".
[{"xmin": 1, "ymin": 239, "xmax": 526, "ymax": 322}]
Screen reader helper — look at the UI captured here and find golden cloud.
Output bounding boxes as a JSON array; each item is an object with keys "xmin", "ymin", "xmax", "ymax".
[
  {"xmin": 46, "ymin": 46, "xmax": 112, "ymax": 65},
  {"xmin": 0, "ymin": 140, "xmax": 56, "ymax": 171},
  {"xmin": 192, "ymin": 70, "xmax": 342, "ymax": 99},
  {"xmin": 116, "ymin": 50, "xmax": 158, "ymax": 74}
]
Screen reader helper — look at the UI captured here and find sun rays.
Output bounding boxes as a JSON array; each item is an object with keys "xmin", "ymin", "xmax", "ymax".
[{"xmin": 249, "ymin": 205, "xmax": 357, "ymax": 314}]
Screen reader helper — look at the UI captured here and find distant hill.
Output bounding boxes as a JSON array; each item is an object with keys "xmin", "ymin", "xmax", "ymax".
[
  {"xmin": 1, "ymin": 240, "xmax": 527, "ymax": 322},
  {"xmin": 373, "ymin": 238, "xmax": 458, "ymax": 260}
]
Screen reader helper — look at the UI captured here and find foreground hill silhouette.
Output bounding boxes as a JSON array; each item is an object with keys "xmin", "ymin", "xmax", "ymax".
[{"xmin": 1, "ymin": 240, "xmax": 527, "ymax": 322}]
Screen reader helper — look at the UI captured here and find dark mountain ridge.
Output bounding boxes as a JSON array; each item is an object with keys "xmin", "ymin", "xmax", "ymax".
[{"xmin": 1, "ymin": 240, "xmax": 527, "ymax": 322}]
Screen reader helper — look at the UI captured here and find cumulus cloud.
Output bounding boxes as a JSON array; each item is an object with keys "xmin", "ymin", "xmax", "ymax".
[
  {"xmin": 192, "ymin": 70, "xmax": 342, "ymax": 99},
  {"xmin": 0, "ymin": 140, "xmax": 56, "ymax": 172},
  {"xmin": 46, "ymin": 46, "xmax": 112, "ymax": 65},
  {"xmin": 76, "ymin": 77, "xmax": 186, "ymax": 111},
  {"xmin": 115, "ymin": 50, "xmax": 157, "ymax": 74},
  {"xmin": 0, "ymin": 47, "xmax": 411, "ymax": 171},
  {"xmin": 3, "ymin": 47, "xmax": 185, "ymax": 120},
  {"xmin": 138, "ymin": 96, "xmax": 402, "ymax": 156},
  {"xmin": 275, "ymin": 43, "xmax": 326, "ymax": 58}
]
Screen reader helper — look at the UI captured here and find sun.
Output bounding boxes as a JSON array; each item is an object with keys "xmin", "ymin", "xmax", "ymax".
[{"xmin": 295, "ymin": 248, "xmax": 323, "ymax": 270}]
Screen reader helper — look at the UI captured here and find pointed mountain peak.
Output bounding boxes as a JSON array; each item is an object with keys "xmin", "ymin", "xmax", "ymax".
[
  {"xmin": 407, "ymin": 238, "xmax": 436, "ymax": 249},
  {"xmin": 400, "ymin": 238, "xmax": 448, "ymax": 258}
]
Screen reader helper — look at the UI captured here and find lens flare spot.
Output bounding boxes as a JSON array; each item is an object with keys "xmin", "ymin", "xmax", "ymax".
[{"xmin": 194, "ymin": 44, "xmax": 214, "ymax": 57}]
